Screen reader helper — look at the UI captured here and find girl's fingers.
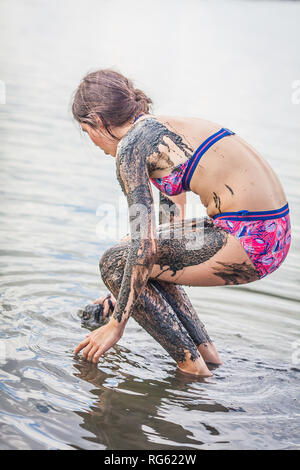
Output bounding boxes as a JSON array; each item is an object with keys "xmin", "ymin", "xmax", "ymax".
[
  {"xmin": 82, "ymin": 342, "xmax": 93, "ymax": 359},
  {"xmin": 87, "ymin": 345, "xmax": 98, "ymax": 361},
  {"xmin": 103, "ymin": 299, "xmax": 110, "ymax": 317},
  {"xmin": 93, "ymin": 296, "xmax": 106, "ymax": 305},
  {"xmin": 93, "ymin": 293, "xmax": 112, "ymax": 304},
  {"xmin": 74, "ymin": 337, "xmax": 90, "ymax": 355},
  {"xmin": 92, "ymin": 348, "xmax": 105, "ymax": 364}
]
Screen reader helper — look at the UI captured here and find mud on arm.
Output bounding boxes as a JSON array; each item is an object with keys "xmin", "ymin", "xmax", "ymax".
[
  {"xmin": 159, "ymin": 192, "xmax": 186, "ymax": 225},
  {"xmin": 112, "ymin": 141, "xmax": 158, "ymax": 327}
]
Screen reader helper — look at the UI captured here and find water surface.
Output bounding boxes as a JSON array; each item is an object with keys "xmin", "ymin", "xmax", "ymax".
[{"xmin": 0, "ymin": 0, "xmax": 299, "ymax": 450}]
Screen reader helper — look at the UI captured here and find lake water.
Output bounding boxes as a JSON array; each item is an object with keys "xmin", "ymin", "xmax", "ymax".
[{"xmin": 0, "ymin": 0, "xmax": 299, "ymax": 450}]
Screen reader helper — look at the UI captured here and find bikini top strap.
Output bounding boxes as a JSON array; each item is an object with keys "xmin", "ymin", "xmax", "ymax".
[
  {"xmin": 133, "ymin": 113, "xmax": 145, "ymax": 123},
  {"xmin": 182, "ymin": 127, "xmax": 235, "ymax": 191}
]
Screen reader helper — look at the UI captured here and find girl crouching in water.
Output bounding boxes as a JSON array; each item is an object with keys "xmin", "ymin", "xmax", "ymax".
[{"xmin": 72, "ymin": 69, "xmax": 291, "ymax": 377}]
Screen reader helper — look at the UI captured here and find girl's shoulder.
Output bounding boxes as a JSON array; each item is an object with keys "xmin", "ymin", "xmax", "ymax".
[
  {"xmin": 116, "ymin": 115, "xmax": 164, "ymax": 161},
  {"xmin": 116, "ymin": 114, "xmax": 194, "ymax": 166}
]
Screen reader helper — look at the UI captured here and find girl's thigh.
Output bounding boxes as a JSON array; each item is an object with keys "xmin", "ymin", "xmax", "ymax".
[{"xmin": 150, "ymin": 218, "xmax": 259, "ymax": 286}]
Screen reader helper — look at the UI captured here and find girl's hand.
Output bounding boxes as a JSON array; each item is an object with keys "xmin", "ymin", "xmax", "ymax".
[
  {"xmin": 120, "ymin": 234, "xmax": 130, "ymax": 243},
  {"xmin": 74, "ymin": 320, "xmax": 123, "ymax": 363},
  {"xmin": 93, "ymin": 292, "xmax": 116, "ymax": 318}
]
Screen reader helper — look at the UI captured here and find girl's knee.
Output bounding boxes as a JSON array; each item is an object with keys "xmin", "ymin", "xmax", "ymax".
[
  {"xmin": 99, "ymin": 248, "xmax": 111, "ymax": 281},
  {"xmin": 99, "ymin": 243, "xmax": 128, "ymax": 285}
]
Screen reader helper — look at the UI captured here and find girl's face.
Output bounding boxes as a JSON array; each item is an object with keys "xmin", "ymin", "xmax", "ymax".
[{"xmin": 81, "ymin": 122, "xmax": 118, "ymax": 157}]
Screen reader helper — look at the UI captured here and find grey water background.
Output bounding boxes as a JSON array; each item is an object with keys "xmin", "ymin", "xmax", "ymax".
[{"xmin": 0, "ymin": 0, "xmax": 299, "ymax": 450}]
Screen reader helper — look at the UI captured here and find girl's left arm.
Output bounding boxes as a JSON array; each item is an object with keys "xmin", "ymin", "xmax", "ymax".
[
  {"xmin": 74, "ymin": 140, "xmax": 158, "ymax": 362},
  {"xmin": 110, "ymin": 139, "xmax": 158, "ymax": 329}
]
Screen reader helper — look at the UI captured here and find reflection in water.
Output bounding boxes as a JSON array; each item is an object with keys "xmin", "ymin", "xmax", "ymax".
[
  {"xmin": 72, "ymin": 357, "xmax": 227, "ymax": 450},
  {"xmin": 0, "ymin": 0, "xmax": 300, "ymax": 450}
]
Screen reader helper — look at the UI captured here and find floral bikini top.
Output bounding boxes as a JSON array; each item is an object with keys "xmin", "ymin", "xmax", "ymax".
[
  {"xmin": 132, "ymin": 114, "xmax": 235, "ymax": 197},
  {"xmin": 150, "ymin": 159, "xmax": 190, "ymax": 196},
  {"xmin": 149, "ymin": 127, "xmax": 235, "ymax": 196}
]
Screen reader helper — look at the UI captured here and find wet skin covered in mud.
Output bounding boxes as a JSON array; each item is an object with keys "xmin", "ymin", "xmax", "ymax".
[{"xmin": 98, "ymin": 117, "xmax": 259, "ymax": 363}]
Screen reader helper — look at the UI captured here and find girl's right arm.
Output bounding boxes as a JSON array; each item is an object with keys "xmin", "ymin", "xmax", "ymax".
[{"xmin": 159, "ymin": 192, "xmax": 186, "ymax": 225}]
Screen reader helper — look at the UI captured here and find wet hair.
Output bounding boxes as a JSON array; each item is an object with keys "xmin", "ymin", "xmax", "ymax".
[{"xmin": 71, "ymin": 69, "xmax": 152, "ymax": 139}]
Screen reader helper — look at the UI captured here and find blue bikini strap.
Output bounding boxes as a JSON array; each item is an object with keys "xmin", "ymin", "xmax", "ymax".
[
  {"xmin": 133, "ymin": 114, "xmax": 145, "ymax": 123},
  {"xmin": 182, "ymin": 128, "xmax": 235, "ymax": 191}
]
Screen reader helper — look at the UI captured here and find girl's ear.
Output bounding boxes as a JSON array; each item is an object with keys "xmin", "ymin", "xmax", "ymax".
[
  {"xmin": 92, "ymin": 113, "xmax": 105, "ymax": 130},
  {"xmin": 91, "ymin": 114, "xmax": 110, "ymax": 137}
]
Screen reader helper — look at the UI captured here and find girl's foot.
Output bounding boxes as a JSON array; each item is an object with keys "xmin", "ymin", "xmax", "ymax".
[
  {"xmin": 177, "ymin": 354, "xmax": 213, "ymax": 377},
  {"xmin": 197, "ymin": 343, "xmax": 223, "ymax": 365}
]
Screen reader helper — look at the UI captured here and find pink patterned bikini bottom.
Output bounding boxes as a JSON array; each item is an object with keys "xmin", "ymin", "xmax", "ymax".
[{"xmin": 212, "ymin": 204, "xmax": 291, "ymax": 279}]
